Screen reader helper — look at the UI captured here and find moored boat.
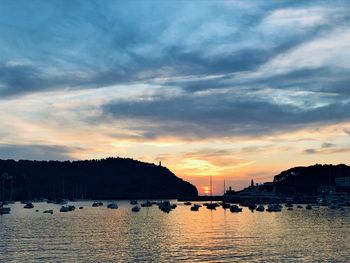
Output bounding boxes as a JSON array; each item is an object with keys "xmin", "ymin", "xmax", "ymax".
[
  {"xmin": 141, "ymin": 200, "xmax": 152, "ymax": 207},
  {"xmin": 256, "ymin": 205, "xmax": 265, "ymax": 212},
  {"xmin": 230, "ymin": 205, "xmax": 242, "ymax": 213},
  {"xmin": 60, "ymin": 206, "xmax": 70, "ymax": 212},
  {"xmin": 0, "ymin": 202, "xmax": 11, "ymax": 214},
  {"xmin": 266, "ymin": 204, "xmax": 282, "ymax": 212},
  {"xmin": 24, "ymin": 203, "xmax": 34, "ymax": 209},
  {"xmin": 107, "ymin": 202, "xmax": 118, "ymax": 209},
  {"xmin": 132, "ymin": 206, "xmax": 140, "ymax": 212}
]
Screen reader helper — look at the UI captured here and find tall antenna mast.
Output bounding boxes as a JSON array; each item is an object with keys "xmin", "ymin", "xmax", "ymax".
[
  {"xmin": 210, "ymin": 176, "xmax": 212, "ymax": 197},
  {"xmin": 224, "ymin": 179, "xmax": 226, "ymax": 195}
]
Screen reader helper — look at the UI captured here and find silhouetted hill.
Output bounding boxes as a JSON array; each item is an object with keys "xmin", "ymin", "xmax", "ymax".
[
  {"xmin": 273, "ymin": 164, "xmax": 350, "ymax": 194},
  {"xmin": 0, "ymin": 157, "xmax": 198, "ymax": 200}
]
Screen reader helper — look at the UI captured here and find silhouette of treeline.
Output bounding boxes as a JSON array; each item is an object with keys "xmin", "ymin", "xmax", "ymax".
[
  {"xmin": 0, "ymin": 157, "xmax": 198, "ymax": 200},
  {"xmin": 273, "ymin": 164, "xmax": 350, "ymax": 194}
]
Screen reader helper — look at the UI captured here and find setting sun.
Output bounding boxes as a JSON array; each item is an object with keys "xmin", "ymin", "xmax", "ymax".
[{"xmin": 202, "ymin": 186, "xmax": 210, "ymax": 195}]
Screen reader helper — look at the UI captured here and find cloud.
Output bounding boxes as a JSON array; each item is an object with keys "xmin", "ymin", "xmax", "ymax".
[
  {"xmin": 0, "ymin": 144, "xmax": 77, "ymax": 161},
  {"xmin": 1, "ymin": 1, "xmax": 348, "ymax": 99},
  {"xmin": 321, "ymin": 142, "xmax": 335, "ymax": 148},
  {"xmin": 101, "ymin": 87, "xmax": 350, "ymax": 139},
  {"xmin": 304, "ymin": 144, "xmax": 350, "ymax": 155}
]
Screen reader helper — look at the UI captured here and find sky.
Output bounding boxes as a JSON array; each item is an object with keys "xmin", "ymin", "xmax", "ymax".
[{"xmin": 1, "ymin": 0, "xmax": 350, "ymax": 194}]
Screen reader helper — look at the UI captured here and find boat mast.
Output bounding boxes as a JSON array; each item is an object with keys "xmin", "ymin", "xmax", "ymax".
[
  {"xmin": 224, "ymin": 179, "xmax": 226, "ymax": 195},
  {"xmin": 210, "ymin": 176, "xmax": 212, "ymax": 203}
]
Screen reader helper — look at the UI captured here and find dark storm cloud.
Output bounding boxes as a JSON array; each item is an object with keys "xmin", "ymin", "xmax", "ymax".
[{"xmin": 102, "ymin": 92, "xmax": 350, "ymax": 139}]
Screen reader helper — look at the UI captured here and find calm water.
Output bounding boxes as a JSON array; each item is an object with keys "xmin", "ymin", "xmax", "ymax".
[{"xmin": 0, "ymin": 201, "xmax": 349, "ymax": 262}]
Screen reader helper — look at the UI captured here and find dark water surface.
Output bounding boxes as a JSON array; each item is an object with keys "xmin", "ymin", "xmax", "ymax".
[{"xmin": 0, "ymin": 201, "xmax": 349, "ymax": 262}]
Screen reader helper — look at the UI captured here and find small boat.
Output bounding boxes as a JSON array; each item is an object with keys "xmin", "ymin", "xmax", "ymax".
[
  {"xmin": 130, "ymin": 200, "xmax": 138, "ymax": 205},
  {"xmin": 256, "ymin": 205, "xmax": 265, "ymax": 212},
  {"xmin": 266, "ymin": 204, "xmax": 282, "ymax": 212},
  {"xmin": 230, "ymin": 205, "xmax": 242, "ymax": 213},
  {"xmin": 305, "ymin": 204, "xmax": 312, "ymax": 210},
  {"xmin": 60, "ymin": 206, "xmax": 70, "ymax": 212},
  {"xmin": 158, "ymin": 201, "xmax": 173, "ymax": 213},
  {"xmin": 107, "ymin": 202, "xmax": 118, "ymax": 209},
  {"xmin": 132, "ymin": 206, "xmax": 140, "ymax": 212},
  {"xmin": 0, "ymin": 202, "xmax": 11, "ymax": 214},
  {"xmin": 92, "ymin": 201, "xmax": 103, "ymax": 207},
  {"xmin": 221, "ymin": 202, "xmax": 231, "ymax": 209},
  {"xmin": 248, "ymin": 203, "xmax": 257, "ymax": 210},
  {"xmin": 0, "ymin": 207, "xmax": 11, "ymax": 214},
  {"xmin": 285, "ymin": 202, "xmax": 293, "ymax": 208},
  {"xmin": 190, "ymin": 205, "xmax": 199, "ymax": 211},
  {"xmin": 24, "ymin": 203, "xmax": 34, "ymax": 209},
  {"xmin": 43, "ymin": 209, "xmax": 53, "ymax": 214},
  {"xmin": 206, "ymin": 203, "xmax": 217, "ymax": 210},
  {"xmin": 141, "ymin": 200, "xmax": 152, "ymax": 207}
]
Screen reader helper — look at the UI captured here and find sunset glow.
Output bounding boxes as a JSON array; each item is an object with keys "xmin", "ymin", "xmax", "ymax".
[{"xmin": 202, "ymin": 186, "xmax": 210, "ymax": 195}]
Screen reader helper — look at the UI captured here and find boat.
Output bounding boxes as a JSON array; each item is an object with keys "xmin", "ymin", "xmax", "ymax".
[
  {"xmin": 0, "ymin": 202, "xmax": 11, "ymax": 214},
  {"xmin": 206, "ymin": 203, "xmax": 217, "ymax": 210},
  {"xmin": 297, "ymin": 205, "xmax": 303, "ymax": 209},
  {"xmin": 190, "ymin": 205, "xmax": 199, "ymax": 211},
  {"xmin": 230, "ymin": 205, "xmax": 242, "ymax": 213},
  {"xmin": 256, "ymin": 205, "xmax": 265, "ymax": 212},
  {"xmin": 92, "ymin": 201, "xmax": 103, "ymax": 207},
  {"xmin": 184, "ymin": 202, "xmax": 192, "ymax": 206},
  {"xmin": 221, "ymin": 202, "xmax": 231, "ymax": 209},
  {"xmin": 206, "ymin": 176, "xmax": 217, "ymax": 210},
  {"xmin": 107, "ymin": 202, "xmax": 118, "ymax": 209},
  {"xmin": 132, "ymin": 206, "xmax": 140, "ymax": 212},
  {"xmin": 43, "ymin": 209, "xmax": 53, "ymax": 214},
  {"xmin": 0, "ymin": 207, "xmax": 11, "ymax": 214},
  {"xmin": 141, "ymin": 200, "xmax": 152, "ymax": 207},
  {"xmin": 60, "ymin": 206, "xmax": 70, "ymax": 212},
  {"xmin": 24, "ymin": 203, "xmax": 34, "ymax": 209},
  {"xmin": 130, "ymin": 200, "xmax": 138, "ymax": 205},
  {"xmin": 248, "ymin": 203, "xmax": 257, "ymax": 210},
  {"xmin": 287, "ymin": 207, "xmax": 293, "ymax": 211},
  {"xmin": 266, "ymin": 204, "xmax": 282, "ymax": 212},
  {"xmin": 158, "ymin": 201, "xmax": 174, "ymax": 213},
  {"xmin": 285, "ymin": 202, "xmax": 293, "ymax": 208}
]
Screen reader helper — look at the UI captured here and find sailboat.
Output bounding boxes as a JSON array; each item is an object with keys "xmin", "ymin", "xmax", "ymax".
[{"xmin": 206, "ymin": 176, "xmax": 216, "ymax": 210}]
